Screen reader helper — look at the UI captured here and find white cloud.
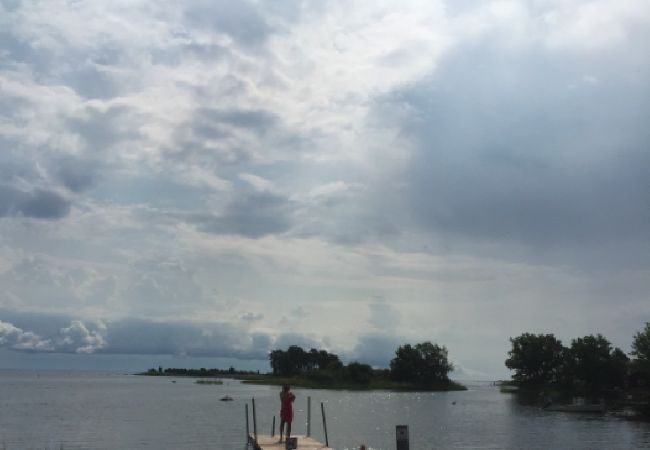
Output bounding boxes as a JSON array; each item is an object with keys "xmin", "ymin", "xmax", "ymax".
[
  {"xmin": 542, "ymin": 0, "xmax": 650, "ymax": 51},
  {"xmin": 58, "ymin": 320, "xmax": 107, "ymax": 354},
  {"xmin": 0, "ymin": 320, "xmax": 53, "ymax": 351}
]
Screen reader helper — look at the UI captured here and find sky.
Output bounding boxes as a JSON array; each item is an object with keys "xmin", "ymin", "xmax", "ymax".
[{"xmin": 0, "ymin": 0, "xmax": 649, "ymax": 379}]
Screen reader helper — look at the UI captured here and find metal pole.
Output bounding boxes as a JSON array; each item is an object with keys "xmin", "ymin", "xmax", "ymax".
[
  {"xmin": 307, "ymin": 396, "xmax": 311, "ymax": 437},
  {"xmin": 272, "ymin": 415, "xmax": 276, "ymax": 437},
  {"xmin": 245, "ymin": 403, "xmax": 250, "ymax": 441},
  {"xmin": 252, "ymin": 398, "xmax": 258, "ymax": 444},
  {"xmin": 321, "ymin": 402, "xmax": 329, "ymax": 448}
]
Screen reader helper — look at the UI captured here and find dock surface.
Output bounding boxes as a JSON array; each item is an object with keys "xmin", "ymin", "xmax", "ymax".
[{"xmin": 253, "ymin": 435, "xmax": 332, "ymax": 450}]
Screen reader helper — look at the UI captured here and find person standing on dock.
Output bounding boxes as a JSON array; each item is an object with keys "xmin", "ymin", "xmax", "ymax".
[{"xmin": 279, "ymin": 384, "xmax": 296, "ymax": 443}]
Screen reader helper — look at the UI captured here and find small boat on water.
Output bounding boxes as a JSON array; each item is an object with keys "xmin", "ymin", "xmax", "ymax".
[{"xmin": 220, "ymin": 395, "xmax": 234, "ymax": 402}]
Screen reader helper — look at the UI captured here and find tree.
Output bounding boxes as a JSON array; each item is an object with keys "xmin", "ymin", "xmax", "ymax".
[
  {"xmin": 390, "ymin": 342, "xmax": 453, "ymax": 385},
  {"xmin": 270, "ymin": 349, "xmax": 291, "ymax": 376},
  {"xmin": 632, "ymin": 322, "xmax": 650, "ymax": 364},
  {"xmin": 390, "ymin": 344, "xmax": 420, "ymax": 383},
  {"xmin": 345, "ymin": 362, "xmax": 373, "ymax": 384},
  {"xmin": 286, "ymin": 345, "xmax": 308, "ymax": 375},
  {"xmin": 505, "ymin": 333, "xmax": 564, "ymax": 386},
  {"xmin": 417, "ymin": 342, "xmax": 454, "ymax": 382},
  {"xmin": 563, "ymin": 334, "xmax": 628, "ymax": 392},
  {"xmin": 269, "ymin": 346, "xmax": 341, "ymax": 376}
]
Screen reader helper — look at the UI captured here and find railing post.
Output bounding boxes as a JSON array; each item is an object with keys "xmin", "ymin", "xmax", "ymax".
[
  {"xmin": 321, "ymin": 402, "xmax": 329, "ymax": 448},
  {"xmin": 245, "ymin": 403, "xmax": 250, "ymax": 442},
  {"xmin": 252, "ymin": 398, "xmax": 258, "ymax": 444},
  {"xmin": 307, "ymin": 396, "xmax": 311, "ymax": 437}
]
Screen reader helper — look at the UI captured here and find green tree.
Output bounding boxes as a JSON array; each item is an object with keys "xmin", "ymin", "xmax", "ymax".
[
  {"xmin": 390, "ymin": 344, "xmax": 420, "ymax": 383},
  {"xmin": 269, "ymin": 346, "xmax": 341, "ymax": 376},
  {"xmin": 345, "ymin": 362, "xmax": 373, "ymax": 384},
  {"xmin": 632, "ymin": 322, "xmax": 650, "ymax": 365},
  {"xmin": 563, "ymin": 334, "xmax": 628, "ymax": 392},
  {"xmin": 269, "ymin": 349, "xmax": 290, "ymax": 376},
  {"xmin": 390, "ymin": 342, "xmax": 453, "ymax": 385},
  {"xmin": 505, "ymin": 333, "xmax": 564, "ymax": 386}
]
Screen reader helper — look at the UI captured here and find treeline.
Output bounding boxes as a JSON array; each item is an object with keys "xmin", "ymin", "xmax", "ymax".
[
  {"xmin": 143, "ymin": 366, "xmax": 259, "ymax": 377},
  {"xmin": 269, "ymin": 342, "xmax": 461, "ymax": 389},
  {"xmin": 505, "ymin": 323, "xmax": 650, "ymax": 394}
]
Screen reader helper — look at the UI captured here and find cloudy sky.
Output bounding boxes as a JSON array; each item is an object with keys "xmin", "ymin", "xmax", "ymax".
[{"xmin": 0, "ymin": 0, "xmax": 649, "ymax": 378}]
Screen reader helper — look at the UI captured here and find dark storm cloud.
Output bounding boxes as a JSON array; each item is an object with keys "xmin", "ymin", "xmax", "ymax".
[
  {"xmin": 184, "ymin": 0, "xmax": 273, "ymax": 46},
  {"xmin": 0, "ymin": 311, "xmax": 318, "ymax": 360},
  {"xmin": 0, "ymin": 186, "xmax": 70, "ymax": 219},
  {"xmin": 389, "ymin": 38, "xmax": 650, "ymax": 256},
  {"xmin": 53, "ymin": 156, "xmax": 100, "ymax": 192},
  {"xmin": 191, "ymin": 191, "xmax": 295, "ymax": 238}
]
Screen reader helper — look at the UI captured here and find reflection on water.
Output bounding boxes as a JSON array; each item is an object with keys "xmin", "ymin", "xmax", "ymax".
[{"xmin": 0, "ymin": 372, "xmax": 648, "ymax": 450}]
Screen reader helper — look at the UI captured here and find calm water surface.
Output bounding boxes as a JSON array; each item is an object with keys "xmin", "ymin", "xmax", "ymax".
[{"xmin": 1, "ymin": 371, "xmax": 649, "ymax": 449}]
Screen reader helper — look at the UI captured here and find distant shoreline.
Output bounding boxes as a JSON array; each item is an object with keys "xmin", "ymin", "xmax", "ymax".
[{"xmin": 138, "ymin": 369, "xmax": 467, "ymax": 391}]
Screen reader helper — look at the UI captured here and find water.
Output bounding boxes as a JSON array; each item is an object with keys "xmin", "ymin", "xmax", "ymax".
[{"xmin": 1, "ymin": 371, "xmax": 649, "ymax": 450}]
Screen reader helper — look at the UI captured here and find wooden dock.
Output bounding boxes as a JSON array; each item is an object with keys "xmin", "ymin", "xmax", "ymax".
[{"xmin": 251, "ymin": 435, "xmax": 333, "ymax": 450}]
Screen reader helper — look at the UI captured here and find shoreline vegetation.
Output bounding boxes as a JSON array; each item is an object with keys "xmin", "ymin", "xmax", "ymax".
[
  {"xmin": 140, "ymin": 369, "xmax": 466, "ymax": 391},
  {"xmin": 139, "ymin": 341, "xmax": 467, "ymax": 391},
  {"xmin": 502, "ymin": 324, "xmax": 650, "ymax": 419}
]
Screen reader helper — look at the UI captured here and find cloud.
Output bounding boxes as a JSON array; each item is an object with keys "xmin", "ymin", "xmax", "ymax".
[
  {"xmin": 289, "ymin": 306, "xmax": 306, "ymax": 319},
  {"xmin": 191, "ymin": 191, "xmax": 296, "ymax": 238},
  {"xmin": 383, "ymin": 25, "xmax": 650, "ymax": 266},
  {"xmin": 0, "ymin": 186, "xmax": 70, "ymax": 219},
  {"xmin": 0, "ymin": 313, "xmax": 306, "ymax": 360},
  {"xmin": 349, "ymin": 333, "xmax": 402, "ymax": 367},
  {"xmin": 0, "ymin": 318, "xmax": 109, "ymax": 354},
  {"xmin": 368, "ymin": 296, "xmax": 400, "ymax": 333},
  {"xmin": 541, "ymin": 0, "xmax": 650, "ymax": 51},
  {"xmin": 0, "ymin": 320, "xmax": 53, "ymax": 351},
  {"xmin": 0, "ymin": 0, "xmax": 649, "ymax": 377},
  {"xmin": 57, "ymin": 320, "xmax": 107, "ymax": 354},
  {"xmin": 53, "ymin": 156, "xmax": 99, "ymax": 193},
  {"xmin": 241, "ymin": 312, "xmax": 264, "ymax": 322},
  {"xmin": 183, "ymin": 0, "xmax": 274, "ymax": 46}
]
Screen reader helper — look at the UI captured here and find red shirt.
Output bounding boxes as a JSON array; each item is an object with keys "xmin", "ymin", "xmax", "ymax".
[{"xmin": 280, "ymin": 391, "xmax": 295, "ymax": 422}]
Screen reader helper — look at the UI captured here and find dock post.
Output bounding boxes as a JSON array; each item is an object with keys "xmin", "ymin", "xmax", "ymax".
[
  {"xmin": 396, "ymin": 425, "xmax": 409, "ymax": 450},
  {"xmin": 245, "ymin": 403, "xmax": 250, "ymax": 442},
  {"xmin": 272, "ymin": 415, "xmax": 276, "ymax": 437},
  {"xmin": 307, "ymin": 396, "xmax": 311, "ymax": 437},
  {"xmin": 321, "ymin": 402, "xmax": 329, "ymax": 448},
  {"xmin": 252, "ymin": 398, "xmax": 258, "ymax": 444}
]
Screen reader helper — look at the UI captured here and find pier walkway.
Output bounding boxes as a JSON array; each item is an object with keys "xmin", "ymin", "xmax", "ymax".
[{"xmin": 251, "ymin": 435, "xmax": 332, "ymax": 450}]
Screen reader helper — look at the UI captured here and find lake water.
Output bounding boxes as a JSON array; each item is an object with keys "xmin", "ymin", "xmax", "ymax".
[{"xmin": 1, "ymin": 371, "xmax": 649, "ymax": 450}]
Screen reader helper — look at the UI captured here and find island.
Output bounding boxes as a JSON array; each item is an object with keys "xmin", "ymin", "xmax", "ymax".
[
  {"xmin": 501, "ymin": 323, "xmax": 650, "ymax": 418},
  {"xmin": 140, "ymin": 341, "xmax": 466, "ymax": 391}
]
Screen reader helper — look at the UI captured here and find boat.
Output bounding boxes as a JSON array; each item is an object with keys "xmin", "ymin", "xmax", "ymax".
[{"xmin": 220, "ymin": 395, "xmax": 234, "ymax": 402}]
